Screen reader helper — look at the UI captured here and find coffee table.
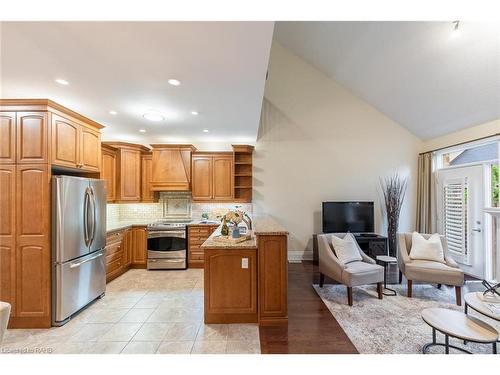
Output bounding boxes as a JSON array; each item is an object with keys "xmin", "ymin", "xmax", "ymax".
[
  {"xmin": 376, "ymin": 255, "xmax": 398, "ymax": 296},
  {"xmin": 464, "ymin": 292, "xmax": 500, "ymax": 323},
  {"xmin": 421, "ymin": 307, "xmax": 498, "ymax": 354}
]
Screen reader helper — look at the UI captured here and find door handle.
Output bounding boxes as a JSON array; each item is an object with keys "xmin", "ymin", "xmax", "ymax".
[
  {"xmin": 89, "ymin": 186, "xmax": 97, "ymax": 246},
  {"xmin": 70, "ymin": 251, "xmax": 104, "ymax": 268},
  {"xmin": 472, "ymin": 228, "xmax": 482, "ymax": 232},
  {"xmin": 83, "ymin": 188, "xmax": 91, "ymax": 247}
]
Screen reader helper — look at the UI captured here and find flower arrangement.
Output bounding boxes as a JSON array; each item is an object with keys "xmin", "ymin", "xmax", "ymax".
[{"xmin": 224, "ymin": 210, "xmax": 244, "ymax": 226}]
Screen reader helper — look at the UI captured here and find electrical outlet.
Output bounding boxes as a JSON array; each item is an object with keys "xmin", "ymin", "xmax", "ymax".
[{"xmin": 241, "ymin": 258, "xmax": 248, "ymax": 269}]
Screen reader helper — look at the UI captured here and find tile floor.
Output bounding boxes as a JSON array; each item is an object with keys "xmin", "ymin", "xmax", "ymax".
[{"xmin": 0, "ymin": 269, "xmax": 260, "ymax": 354}]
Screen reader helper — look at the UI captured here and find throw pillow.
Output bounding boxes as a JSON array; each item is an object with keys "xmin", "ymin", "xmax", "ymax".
[
  {"xmin": 331, "ymin": 234, "xmax": 363, "ymax": 264},
  {"xmin": 409, "ymin": 232, "xmax": 445, "ymax": 263}
]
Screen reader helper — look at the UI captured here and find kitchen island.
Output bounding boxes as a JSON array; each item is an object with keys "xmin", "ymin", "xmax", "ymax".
[{"xmin": 201, "ymin": 216, "xmax": 288, "ymax": 326}]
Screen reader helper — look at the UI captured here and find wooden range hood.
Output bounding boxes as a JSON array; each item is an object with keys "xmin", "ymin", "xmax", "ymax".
[{"xmin": 150, "ymin": 144, "xmax": 197, "ymax": 191}]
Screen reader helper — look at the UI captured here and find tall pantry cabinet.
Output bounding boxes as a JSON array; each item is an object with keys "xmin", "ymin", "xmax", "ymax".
[{"xmin": 0, "ymin": 99, "xmax": 103, "ymax": 328}]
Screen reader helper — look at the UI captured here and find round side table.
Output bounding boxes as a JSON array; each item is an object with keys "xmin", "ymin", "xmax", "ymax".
[{"xmin": 376, "ymin": 255, "xmax": 398, "ymax": 296}]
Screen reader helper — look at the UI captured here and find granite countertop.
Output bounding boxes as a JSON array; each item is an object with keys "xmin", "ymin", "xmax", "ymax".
[
  {"xmin": 188, "ymin": 220, "xmax": 221, "ymax": 226},
  {"xmin": 201, "ymin": 225, "xmax": 257, "ymax": 249},
  {"xmin": 253, "ymin": 216, "xmax": 289, "ymax": 235},
  {"xmin": 107, "ymin": 220, "xmax": 151, "ymax": 232},
  {"xmin": 107, "ymin": 219, "xmax": 222, "ymax": 233},
  {"xmin": 200, "ymin": 215, "xmax": 287, "ymax": 249}
]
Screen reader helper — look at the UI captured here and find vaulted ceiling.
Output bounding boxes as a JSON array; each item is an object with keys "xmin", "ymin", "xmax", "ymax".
[
  {"xmin": 0, "ymin": 22, "xmax": 274, "ymax": 143},
  {"xmin": 275, "ymin": 21, "xmax": 500, "ymax": 139}
]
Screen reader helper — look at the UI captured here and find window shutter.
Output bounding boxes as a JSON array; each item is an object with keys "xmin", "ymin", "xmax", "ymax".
[{"xmin": 443, "ymin": 178, "xmax": 469, "ymax": 263}]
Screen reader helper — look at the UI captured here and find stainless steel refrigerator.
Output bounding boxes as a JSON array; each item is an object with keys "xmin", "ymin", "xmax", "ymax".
[{"xmin": 52, "ymin": 175, "xmax": 107, "ymax": 325}]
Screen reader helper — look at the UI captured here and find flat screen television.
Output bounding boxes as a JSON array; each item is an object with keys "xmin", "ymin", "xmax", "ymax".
[{"xmin": 322, "ymin": 201, "xmax": 374, "ymax": 233}]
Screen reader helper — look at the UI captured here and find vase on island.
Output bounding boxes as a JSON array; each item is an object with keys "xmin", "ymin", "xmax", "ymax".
[{"xmin": 232, "ymin": 226, "xmax": 241, "ymax": 239}]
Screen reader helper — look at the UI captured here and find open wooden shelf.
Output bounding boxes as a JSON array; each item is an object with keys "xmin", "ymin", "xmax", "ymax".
[{"xmin": 232, "ymin": 145, "xmax": 254, "ymax": 203}]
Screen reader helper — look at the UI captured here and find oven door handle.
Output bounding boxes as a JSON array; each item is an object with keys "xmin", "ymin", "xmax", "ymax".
[
  {"xmin": 149, "ymin": 259, "xmax": 185, "ymax": 263},
  {"xmin": 147, "ymin": 231, "xmax": 186, "ymax": 238}
]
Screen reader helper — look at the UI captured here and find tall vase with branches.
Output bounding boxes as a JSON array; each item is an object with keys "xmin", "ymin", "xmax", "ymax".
[{"xmin": 380, "ymin": 173, "xmax": 408, "ymax": 257}]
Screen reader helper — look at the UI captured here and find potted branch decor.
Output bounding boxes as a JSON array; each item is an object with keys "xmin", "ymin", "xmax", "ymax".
[{"xmin": 380, "ymin": 173, "xmax": 408, "ymax": 257}]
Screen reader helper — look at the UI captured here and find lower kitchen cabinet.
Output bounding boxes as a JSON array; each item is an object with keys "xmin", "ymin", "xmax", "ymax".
[
  {"xmin": 105, "ymin": 230, "xmax": 125, "ymax": 282},
  {"xmin": 187, "ymin": 224, "xmax": 218, "ymax": 268},
  {"xmin": 131, "ymin": 227, "xmax": 147, "ymax": 267},
  {"xmin": 105, "ymin": 226, "xmax": 147, "ymax": 282}
]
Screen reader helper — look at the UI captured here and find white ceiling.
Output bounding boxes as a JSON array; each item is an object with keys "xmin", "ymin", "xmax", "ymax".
[
  {"xmin": 0, "ymin": 22, "xmax": 274, "ymax": 144},
  {"xmin": 275, "ymin": 21, "xmax": 500, "ymax": 139}
]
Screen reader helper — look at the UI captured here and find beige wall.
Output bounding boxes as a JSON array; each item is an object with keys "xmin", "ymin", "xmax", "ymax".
[
  {"xmin": 421, "ymin": 118, "xmax": 500, "ymax": 153},
  {"xmin": 253, "ymin": 43, "xmax": 422, "ymax": 260}
]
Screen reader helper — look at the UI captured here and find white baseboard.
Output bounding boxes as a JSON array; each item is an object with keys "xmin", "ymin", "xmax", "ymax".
[{"xmin": 287, "ymin": 250, "xmax": 313, "ymax": 263}]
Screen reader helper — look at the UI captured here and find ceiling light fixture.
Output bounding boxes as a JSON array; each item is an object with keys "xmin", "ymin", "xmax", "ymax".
[
  {"xmin": 191, "ymin": 111, "xmax": 199, "ymax": 116},
  {"xmin": 168, "ymin": 79, "xmax": 181, "ymax": 86},
  {"xmin": 143, "ymin": 111, "xmax": 164, "ymax": 122},
  {"xmin": 139, "ymin": 129, "xmax": 146, "ymax": 133},
  {"xmin": 109, "ymin": 110, "xmax": 118, "ymax": 115},
  {"xmin": 203, "ymin": 129, "xmax": 209, "ymax": 133},
  {"xmin": 55, "ymin": 78, "xmax": 69, "ymax": 85}
]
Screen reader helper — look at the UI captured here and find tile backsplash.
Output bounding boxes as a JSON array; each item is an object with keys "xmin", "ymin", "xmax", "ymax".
[
  {"xmin": 107, "ymin": 200, "xmax": 252, "ymax": 223},
  {"xmin": 192, "ymin": 203, "xmax": 253, "ymax": 221}
]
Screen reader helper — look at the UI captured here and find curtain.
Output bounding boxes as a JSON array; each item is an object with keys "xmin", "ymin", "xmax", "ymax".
[{"xmin": 416, "ymin": 152, "xmax": 434, "ymax": 233}]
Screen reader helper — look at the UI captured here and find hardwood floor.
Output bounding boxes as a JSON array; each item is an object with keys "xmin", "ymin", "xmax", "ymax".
[{"xmin": 259, "ymin": 261, "xmax": 358, "ymax": 354}]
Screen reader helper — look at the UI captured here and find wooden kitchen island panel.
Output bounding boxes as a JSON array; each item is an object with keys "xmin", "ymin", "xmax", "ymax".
[{"xmin": 204, "ymin": 248, "xmax": 258, "ymax": 324}]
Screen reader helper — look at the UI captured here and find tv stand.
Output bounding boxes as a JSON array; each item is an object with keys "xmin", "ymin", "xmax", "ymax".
[{"xmin": 312, "ymin": 233, "xmax": 388, "ymax": 264}]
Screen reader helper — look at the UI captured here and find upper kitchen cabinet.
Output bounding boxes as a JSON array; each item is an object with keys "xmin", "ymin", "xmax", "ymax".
[
  {"xmin": 151, "ymin": 144, "xmax": 196, "ymax": 191},
  {"xmin": 103, "ymin": 142, "xmax": 150, "ymax": 202},
  {"xmin": 17, "ymin": 112, "xmax": 49, "ymax": 164},
  {"xmin": 51, "ymin": 113, "xmax": 102, "ymax": 172},
  {"xmin": 141, "ymin": 151, "xmax": 156, "ymax": 202},
  {"xmin": 101, "ymin": 144, "xmax": 118, "ymax": 202},
  {"xmin": 0, "ymin": 99, "xmax": 104, "ymax": 171},
  {"xmin": 79, "ymin": 126, "xmax": 101, "ymax": 171},
  {"xmin": 192, "ymin": 152, "xmax": 234, "ymax": 202}
]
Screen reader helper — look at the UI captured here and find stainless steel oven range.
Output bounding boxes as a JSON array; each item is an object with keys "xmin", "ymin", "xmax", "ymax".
[{"xmin": 146, "ymin": 221, "xmax": 188, "ymax": 270}]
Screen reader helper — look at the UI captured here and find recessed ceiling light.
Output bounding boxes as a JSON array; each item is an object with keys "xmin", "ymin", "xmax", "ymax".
[
  {"xmin": 191, "ymin": 111, "xmax": 199, "ymax": 116},
  {"xmin": 55, "ymin": 78, "xmax": 69, "ymax": 85},
  {"xmin": 143, "ymin": 111, "xmax": 164, "ymax": 122},
  {"xmin": 109, "ymin": 110, "xmax": 118, "ymax": 115},
  {"xmin": 168, "ymin": 79, "xmax": 181, "ymax": 86},
  {"xmin": 139, "ymin": 129, "xmax": 146, "ymax": 133},
  {"xmin": 203, "ymin": 129, "xmax": 209, "ymax": 133}
]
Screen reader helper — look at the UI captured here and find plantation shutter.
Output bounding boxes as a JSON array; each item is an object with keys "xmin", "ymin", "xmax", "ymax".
[{"xmin": 443, "ymin": 177, "xmax": 469, "ymax": 263}]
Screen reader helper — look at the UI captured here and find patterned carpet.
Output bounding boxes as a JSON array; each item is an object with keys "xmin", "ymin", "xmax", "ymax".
[{"xmin": 314, "ymin": 281, "xmax": 499, "ymax": 354}]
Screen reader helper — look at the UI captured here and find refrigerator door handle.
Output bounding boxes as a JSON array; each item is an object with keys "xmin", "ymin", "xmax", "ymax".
[
  {"xmin": 83, "ymin": 188, "xmax": 90, "ymax": 247},
  {"xmin": 83, "ymin": 189, "xmax": 89, "ymax": 246},
  {"xmin": 69, "ymin": 251, "xmax": 105, "ymax": 269},
  {"xmin": 89, "ymin": 186, "xmax": 97, "ymax": 246}
]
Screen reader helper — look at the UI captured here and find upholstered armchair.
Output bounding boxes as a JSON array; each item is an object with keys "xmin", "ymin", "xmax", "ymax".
[
  {"xmin": 0, "ymin": 301, "xmax": 11, "ymax": 345},
  {"xmin": 318, "ymin": 233, "xmax": 384, "ymax": 306},
  {"xmin": 398, "ymin": 233, "xmax": 465, "ymax": 305}
]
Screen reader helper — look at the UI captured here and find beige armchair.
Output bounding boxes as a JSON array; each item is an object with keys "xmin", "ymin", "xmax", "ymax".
[
  {"xmin": 318, "ymin": 233, "xmax": 384, "ymax": 306},
  {"xmin": 398, "ymin": 233, "xmax": 465, "ymax": 305}
]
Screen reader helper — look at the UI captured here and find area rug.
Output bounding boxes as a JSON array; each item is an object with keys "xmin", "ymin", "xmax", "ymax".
[{"xmin": 313, "ymin": 282, "xmax": 499, "ymax": 354}]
